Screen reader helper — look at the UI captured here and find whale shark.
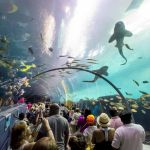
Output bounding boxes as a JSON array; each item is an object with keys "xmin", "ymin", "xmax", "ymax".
[
  {"xmin": 82, "ymin": 66, "xmax": 108, "ymax": 83},
  {"xmin": 109, "ymin": 21, "xmax": 133, "ymax": 65}
]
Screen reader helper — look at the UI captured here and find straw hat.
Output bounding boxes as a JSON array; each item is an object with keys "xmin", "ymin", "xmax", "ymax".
[{"xmin": 97, "ymin": 113, "xmax": 110, "ymax": 127}]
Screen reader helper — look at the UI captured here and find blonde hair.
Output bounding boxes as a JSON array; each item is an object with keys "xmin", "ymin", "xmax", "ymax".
[{"xmin": 10, "ymin": 123, "xmax": 28, "ymax": 149}]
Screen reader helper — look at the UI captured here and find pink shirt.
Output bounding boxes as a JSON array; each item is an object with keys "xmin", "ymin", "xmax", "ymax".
[
  {"xmin": 109, "ymin": 116, "xmax": 123, "ymax": 129},
  {"xmin": 112, "ymin": 123, "xmax": 145, "ymax": 150},
  {"xmin": 18, "ymin": 97, "xmax": 25, "ymax": 103}
]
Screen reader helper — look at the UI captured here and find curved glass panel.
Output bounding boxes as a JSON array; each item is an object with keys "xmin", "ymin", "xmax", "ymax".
[{"xmin": 0, "ymin": 0, "xmax": 150, "ymax": 143}]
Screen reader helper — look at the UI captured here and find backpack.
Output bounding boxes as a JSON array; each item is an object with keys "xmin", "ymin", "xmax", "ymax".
[{"xmin": 93, "ymin": 128, "xmax": 112, "ymax": 150}]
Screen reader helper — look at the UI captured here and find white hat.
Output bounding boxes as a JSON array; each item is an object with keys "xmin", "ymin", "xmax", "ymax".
[{"xmin": 97, "ymin": 113, "xmax": 110, "ymax": 127}]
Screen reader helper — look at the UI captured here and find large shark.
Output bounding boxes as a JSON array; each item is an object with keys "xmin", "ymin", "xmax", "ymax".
[
  {"xmin": 108, "ymin": 21, "xmax": 133, "ymax": 65},
  {"xmin": 82, "ymin": 66, "xmax": 108, "ymax": 83},
  {"xmin": 126, "ymin": 0, "xmax": 144, "ymax": 12}
]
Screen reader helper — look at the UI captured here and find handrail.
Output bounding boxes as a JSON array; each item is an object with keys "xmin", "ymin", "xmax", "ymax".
[{"xmin": 33, "ymin": 67, "xmax": 131, "ymax": 111}]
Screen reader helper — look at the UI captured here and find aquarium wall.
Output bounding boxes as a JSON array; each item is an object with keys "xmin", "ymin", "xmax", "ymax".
[{"xmin": 0, "ymin": 0, "xmax": 150, "ymax": 132}]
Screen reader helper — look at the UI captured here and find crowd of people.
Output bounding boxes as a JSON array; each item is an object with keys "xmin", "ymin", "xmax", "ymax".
[{"xmin": 8, "ymin": 102, "xmax": 146, "ymax": 150}]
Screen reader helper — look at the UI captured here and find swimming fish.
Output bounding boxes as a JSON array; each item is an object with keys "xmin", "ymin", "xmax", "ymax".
[
  {"xmin": 141, "ymin": 110, "xmax": 146, "ymax": 114},
  {"xmin": 0, "ymin": 2, "xmax": 18, "ymax": 14},
  {"xmin": 109, "ymin": 21, "xmax": 133, "ymax": 65},
  {"xmin": 142, "ymin": 81, "xmax": 149, "ymax": 84},
  {"xmin": 87, "ymin": 62, "xmax": 98, "ymax": 64},
  {"xmin": 28, "ymin": 47, "xmax": 34, "ymax": 55},
  {"xmin": 73, "ymin": 59, "xmax": 80, "ymax": 61},
  {"xmin": 139, "ymin": 90, "xmax": 148, "ymax": 95},
  {"xmin": 126, "ymin": 0, "xmax": 144, "ymax": 12},
  {"xmin": 0, "ymin": 35, "xmax": 9, "ymax": 44},
  {"xmin": 104, "ymin": 99, "xmax": 109, "ymax": 103},
  {"xmin": 20, "ymin": 63, "xmax": 36, "ymax": 72},
  {"xmin": 125, "ymin": 92, "xmax": 132, "ymax": 96},
  {"xmin": 143, "ymin": 104, "xmax": 150, "ymax": 110},
  {"xmin": 116, "ymin": 95, "xmax": 122, "ymax": 100},
  {"xmin": 131, "ymin": 104, "xmax": 138, "ymax": 109},
  {"xmin": 59, "ymin": 55, "xmax": 68, "ymax": 57},
  {"xmin": 68, "ymin": 56, "xmax": 74, "ymax": 59},
  {"xmin": 40, "ymin": 33, "xmax": 44, "ymax": 42},
  {"xmin": 0, "ymin": 59, "xmax": 13, "ymax": 68},
  {"xmin": 131, "ymin": 109, "xmax": 137, "ymax": 113},
  {"xmin": 82, "ymin": 66, "xmax": 108, "ymax": 82},
  {"xmin": 133, "ymin": 80, "xmax": 139, "ymax": 86},
  {"xmin": 0, "ymin": 47, "xmax": 6, "ymax": 51},
  {"xmin": 49, "ymin": 47, "xmax": 53, "ymax": 52},
  {"xmin": 86, "ymin": 58, "xmax": 97, "ymax": 61}
]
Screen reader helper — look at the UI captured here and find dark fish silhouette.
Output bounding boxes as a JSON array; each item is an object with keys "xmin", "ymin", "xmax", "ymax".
[
  {"xmin": 109, "ymin": 21, "xmax": 133, "ymax": 65},
  {"xmin": 133, "ymin": 80, "xmax": 139, "ymax": 86},
  {"xmin": 139, "ymin": 90, "xmax": 148, "ymax": 95},
  {"xmin": 68, "ymin": 56, "xmax": 74, "ymax": 59},
  {"xmin": 28, "ymin": 47, "xmax": 34, "ymax": 55},
  {"xmin": 49, "ymin": 47, "xmax": 53, "ymax": 52},
  {"xmin": 142, "ymin": 81, "xmax": 149, "ymax": 84},
  {"xmin": 88, "ymin": 61, "xmax": 98, "ymax": 64},
  {"xmin": 86, "ymin": 58, "xmax": 97, "ymax": 61},
  {"xmin": 83, "ymin": 66, "xmax": 108, "ymax": 83},
  {"xmin": 59, "ymin": 55, "xmax": 68, "ymax": 57},
  {"xmin": 40, "ymin": 33, "xmax": 44, "ymax": 41},
  {"xmin": 126, "ymin": 0, "xmax": 144, "ymax": 11},
  {"xmin": 125, "ymin": 92, "xmax": 132, "ymax": 96}
]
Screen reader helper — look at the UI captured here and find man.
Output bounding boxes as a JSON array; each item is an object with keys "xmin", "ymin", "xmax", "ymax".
[
  {"xmin": 48, "ymin": 103, "xmax": 69, "ymax": 150},
  {"xmin": 112, "ymin": 112, "xmax": 145, "ymax": 150},
  {"xmin": 109, "ymin": 108, "xmax": 123, "ymax": 129},
  {"xmin": 70, "ymin": 108, "xmax": 81, "ymax": 133},
  {"xmin": 60, "ymin": 103, "xmax": 69, "ymax": 120},
  {"xmin": 14, "ymin": 113, "xmax": 28, "ymax": 126}
]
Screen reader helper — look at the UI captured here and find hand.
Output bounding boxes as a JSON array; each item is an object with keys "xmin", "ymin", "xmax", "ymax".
[
  {"xmin": 42, "ymin": 118, "xmax": 50, "ymax": 130},
  {"xmin": 65, "ymin": 145, "xmax": 70, "ymax": 150}
]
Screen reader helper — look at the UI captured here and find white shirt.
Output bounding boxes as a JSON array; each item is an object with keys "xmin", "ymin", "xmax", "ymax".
[
  {"xmin": 83, "ymin": 126, "xmax": 97, "ymax": 145},
  {"xmin": 71, "ymin": 112, "xmax": 81, "ymax": 125},
  {"xmin": 112, "ymin": 123, "xmax": 145, "ymax": 150}
]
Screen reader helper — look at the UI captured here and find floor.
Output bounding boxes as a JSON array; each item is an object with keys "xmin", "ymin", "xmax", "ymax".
[{"xmin": 143, "ymin": 144, "xmax": 150, "ymax": 150}]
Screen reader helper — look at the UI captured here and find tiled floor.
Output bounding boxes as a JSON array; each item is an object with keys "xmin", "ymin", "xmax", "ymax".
[{"xmin": 143, "ymin": 144, "xmax": 150, "ymax": 150}]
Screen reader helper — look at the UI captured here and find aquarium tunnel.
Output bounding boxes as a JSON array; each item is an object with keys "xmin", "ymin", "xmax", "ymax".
[{"xmin": 0, "ymin": 0, "xmax": 150, "ymax": 149}]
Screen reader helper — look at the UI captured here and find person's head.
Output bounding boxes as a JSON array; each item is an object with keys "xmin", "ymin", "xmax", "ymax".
[
  {"xmin": 61, "ymin": 103, "xmax": 64, "ymax": 107},
  {"xmin": 75, "ymin": 108, "xmax": 80, "ymax": 113},
  {"xmin": 97, "ymin": 113, "xmax": 110, "ymax": 128},
  {"xmin": 32, "ymin": 137, "xmax": 58, "ymax": 150},
  {"xmin": 69, "ymin": 136, "xmax": 79, "ymax": 150},
  {"xmin": 49, "ymin": 103, "xmax": 60, "ymax": 116},
  {"xmin": 109, "ymin": 108, "xmax": 118, "ymax": 117},
  {"xmin": 84, "ymin": 109, "xmax": 91, "ymax": 119},
  {"xmin": 69, "ymin": 134, "xmax": 86, "ymax": 150},
  {"xmin": 86, "ymin": 114, "xmax": 95, "ymax": 126},
  {"xmin": 120, "ymin": 112, "xmax": 132, "ymax": 124},
  {"xmin": 10, "ymin": 123, "xmax": 28, "ymax": 149},
  {"xmin": 19, "ymin": 113, "xmax": 25, "ymax": 120}
]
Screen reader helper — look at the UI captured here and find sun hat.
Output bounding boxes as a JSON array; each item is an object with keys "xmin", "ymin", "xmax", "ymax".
[{"xmin": 97, "ymin": 113, "xmax": 110, "ymax": 127}]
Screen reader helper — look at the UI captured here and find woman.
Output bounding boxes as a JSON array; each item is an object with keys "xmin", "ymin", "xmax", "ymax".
[
  {"xmin": 92, "ymin": 113, "xmax": 115, "ymax": 150},
  {"xmin": 10, "ymin": 123, "xmax": 30, "ymax": 150}
]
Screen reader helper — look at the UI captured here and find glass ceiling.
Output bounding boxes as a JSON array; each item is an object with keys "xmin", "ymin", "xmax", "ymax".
[{"xmin": 0, "ymin": 0, "xmax": 150, "ymax": 102}]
